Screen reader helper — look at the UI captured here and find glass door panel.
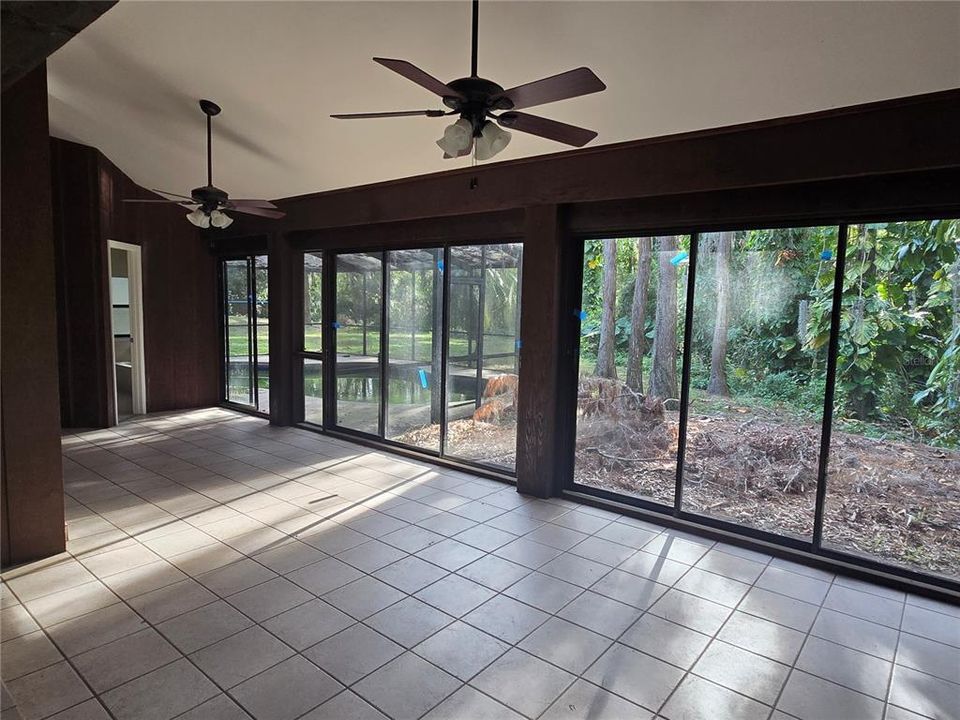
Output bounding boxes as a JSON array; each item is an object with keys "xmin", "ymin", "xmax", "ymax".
[
  {"xmin": 572, "ymin": 236, "xmax": 691, "ymax": 506},
  {"xmin": 335, "ymin": 252, "xmax": 383, "ymax": 434},
  {"xmin": 445, "ymin": 243, "xmax": 523, "ymax": 470},
  {"xmin": 823, "ymin": 220, "xmax": 960, "ymax": 580},
  {"xmin": 302, "ymin": 252, "xmax": 324, "ymax": 425},
  {"xmin": 224, "ymin": 259, "xmax": 254, "ymax": 406},
  {"xmin": 681, "ymin": 227, "xmax": 838, "ymax": 539},
  {"xmin": 254, "ymin": 255, "xmax": 270, "ymax": 412},
  {"xmin": 304, "ymin": 252, "xmax": 324, "ymax": 353},
  {"xmin": 385, "ymin": 249, "xmax": 442, "ymax": 452},
  {"xmin": 303, "ymin": 357, "xmax": 323, "ymax": 425}
]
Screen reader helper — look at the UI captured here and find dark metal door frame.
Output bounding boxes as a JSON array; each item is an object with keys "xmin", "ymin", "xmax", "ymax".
[{"xmin": 559, "ymin": 220, "xmax": 959, "ymax": 597}]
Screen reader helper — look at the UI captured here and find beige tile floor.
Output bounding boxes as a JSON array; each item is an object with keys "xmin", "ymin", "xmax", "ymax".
[{"xmin": 1, "ymin": 408, "xmax": 958, "ymax": 720}]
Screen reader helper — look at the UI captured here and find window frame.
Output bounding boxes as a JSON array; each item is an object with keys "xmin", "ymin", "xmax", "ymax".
[{"xmin": 559, "ymin": 216, "xmax": 960, "ymax": 594}]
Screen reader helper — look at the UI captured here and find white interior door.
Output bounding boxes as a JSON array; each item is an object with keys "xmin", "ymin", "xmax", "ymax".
[{"xmin": 108, "ymin": 241, "xmax": 146, "ymax": 423}]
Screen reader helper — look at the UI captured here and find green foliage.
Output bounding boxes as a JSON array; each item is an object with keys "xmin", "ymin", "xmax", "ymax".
[{"xmin": 580, "ymin": 221, "xmax": 959, "ymax": 448}]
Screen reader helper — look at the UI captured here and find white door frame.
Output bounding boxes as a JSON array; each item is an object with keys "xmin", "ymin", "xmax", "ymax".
[{"xmin": 108, "ymin": 240, "xmax": 147, "ymax": 424}]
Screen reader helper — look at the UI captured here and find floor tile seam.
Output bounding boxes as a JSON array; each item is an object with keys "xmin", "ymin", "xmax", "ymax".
[
  {"xmin": 67, "ymin": 419, "xmax": 954, "ymax": 720},
  {"xmin": 51, "ymin": 507, "xmax": 326, "ymax": 717},
  {"xmin": 888, "ymin": 656, "xmax": 960, "ymax": 686},
  {"xmin": 614, "ymin": 544, "xmax": 778, "ymax": 718},
  {"xmin": 763, "ymin": 572, "xmax": 845, "ymax": 719},
  {"xmin": 881, "ymin": 602, "xmax": 908, "ymax": 720},
  {"xmin": 2, "ymin": 579, "xmax": 125, "ymax": 720}
]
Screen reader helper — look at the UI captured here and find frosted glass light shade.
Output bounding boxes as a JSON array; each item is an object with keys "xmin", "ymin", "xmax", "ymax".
[
  {"xmin": 475, "ymin": 121, "xmax": 511, "ymax": 161},
  {"xmin": 186, "ymin": 208, "xmax": 210, "ymax": 228},
  {"xmin": 436, "ymin": 118, "xmax": 473, "ymax": 157},
  {"xmin": 210, "ymin": 210, "xmax": 234, "ymax": 228}
]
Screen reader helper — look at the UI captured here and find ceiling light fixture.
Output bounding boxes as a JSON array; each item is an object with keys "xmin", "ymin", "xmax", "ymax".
[
  {"xmin": 186, "ymin": 208, "xmax": 211, "ymax": 228},
  {"xmin": 332, "ymin": 0, "xmax": 604, "ymax": 160},
  {"xmin": 209, "ymin": 210, "xmax": 234, "ymax": 228},
  {"xmin": 123, "ymin": 99, "xmax": 285, "ymax": 227},
  {"xmin": 436, "ymin": 117, "xmax": 473, "ymax": 158},
  {"xmin": 474, "ymin": 120, "xmax": 511, "ymax": 161}
]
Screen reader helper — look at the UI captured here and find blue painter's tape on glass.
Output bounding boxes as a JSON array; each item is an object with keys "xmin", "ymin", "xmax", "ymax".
[
  {"xmin": 670, "ymin": 251, "xmax": 689, "ymax": 266},
  {"xmin": 418, "ymin": 368, "xmax": 428, "ymax": 389},
  {"xmin": 574, "ymin": 309, "xmax": 587, "ymax": 321},
  {"xmin": 515, "ymin": 339, "xmax": 522, "ymax": 350},
  {"xmin": 332, "ymin": 321, "xmax": 341, "ymax": 329},
  {"xmin": 821, "ymin": 250, "xmax": 833, "ymax": 261},
  {"xmin": 437, "ymin": 260, "xmax": 445, "ymax": 272}
]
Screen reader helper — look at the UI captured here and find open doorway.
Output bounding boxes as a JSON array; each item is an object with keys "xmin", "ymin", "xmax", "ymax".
[{"xmin": 108, "ymin": 241, "xmax": 146, "ymax": 423}]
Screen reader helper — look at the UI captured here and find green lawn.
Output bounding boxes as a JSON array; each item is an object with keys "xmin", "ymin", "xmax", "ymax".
[{"xmin": 228, "ymin": 320, "xmax": 518, "ymax": 365}]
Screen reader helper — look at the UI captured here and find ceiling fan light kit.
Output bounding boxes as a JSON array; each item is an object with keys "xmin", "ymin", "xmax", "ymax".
[
  {"xmin": 186, "ymin": 207, "xmax": 210, "ymax": 228},
  {"xmin": 332, "ymin": 0, "xmax": 605, "ymax": 161},
  {"xmin": 475, "ymin": 121, "xmax": 511, "ymax": 161},
  {"xmin": 122, "ymin": 99, "xmax": 285, "ymax": 228},
  {"xmin": 436, "ymin": 117, "xmax": 474, "ymax": 157}
]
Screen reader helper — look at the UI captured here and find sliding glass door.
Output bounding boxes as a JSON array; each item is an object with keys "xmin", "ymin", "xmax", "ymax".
[
  {"xmin": 302, "ymin": 242, "xmax": 523, "ymax": 474},
  {"xmin": 444, "ymin": 243, "xmax": 522, "ymax": 469},
  {"xmin": 681, "ymin": 227, "xmax": 838, "ymax": 540},
  {"xmin": 302, "ymin": 252, "xmax": 324, "ymax": 426},
  {"xmin": 385, "ymin": 249, "xmax": 443, "ymax": 452},
  {"xmin": 572, "ymin": 236, "xmax": 690, "ymax": 506},
  {"xmin": 334, "ymin": 252, "xmax": 383, "ymax": 434},
  {"xmin": 821, "ymin": 220, "xmax": 959, "ymax": 581},
  {"xmin": 221, "ymin": 255, "xmax": 269, "ymax": 414},
  {"xmin": 566, "ymin": 219, "xmax": 959, "ymax": 589}
]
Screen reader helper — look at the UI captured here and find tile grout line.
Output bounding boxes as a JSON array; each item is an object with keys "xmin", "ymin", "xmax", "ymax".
[
  {"xmin": 880, "ymin": 600, "xmax": 908, "ymax": 720},
  {"xmin": 762, "ymin": 571, "xmax": 841, "ymax": 720},
  {"xmin": 9, "ymin": 411, "xmax": 956, "ymax": 720},
  {"xmin": 49, "ymin": 413, "xmax": 537, "ymax": 719}
]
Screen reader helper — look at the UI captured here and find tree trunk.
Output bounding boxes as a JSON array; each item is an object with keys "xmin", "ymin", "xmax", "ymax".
[
  {"xmin": 707, "ymin": 232, "xmax": 733, "ymax": 396},
  {"xmin": 650, "ymin": 236, "xmax": 678, "ymax": 400},
  {"xmin": 626, "ymin": 237, "xmax": 652, "ymax": 392},
  {"xmin": 430, "ymin": 257, "xmax": 443, "ymax": 424},
  {"xmin": 951, "ymin": 253, "xmax": 960, "ymax": 403},
  {"xmin": 594, "ymin": 238, "xmax": 618, "ymax": 379}
]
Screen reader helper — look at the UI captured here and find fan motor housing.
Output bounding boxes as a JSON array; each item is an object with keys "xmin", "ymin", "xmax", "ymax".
[
  {"xmin": 191, "ymin": 185, "xmax": 228, "ymax": 211},
  {"xmin": 443, "ymin": 77, "xmax": 513, "ymax": 112}
]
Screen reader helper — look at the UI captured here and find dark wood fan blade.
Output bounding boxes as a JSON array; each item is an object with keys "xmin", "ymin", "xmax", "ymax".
[
  {"xmin": 373, "ymin": 58, "xmax": 464, "ymax": 99},
  {"xmin": 493, "ymin": 67, "xmax": 605, "ymax": 110},
  {"xmin": 151, "ymin": 188, "xmax": 196, "ymax": 201},
  {"xmin": 123, "ymin": 199, "xmax": 196, "ymax": 205},
  {"xmin": 497, "ymin": 112, "xmax": 597, "ymax": 147},
  {"xmin": 331, "ymin": 110, "xmax": 447, "ymax": 119},
  {"xmin": 229, "ymin": 206, "xmax": 286, "ymax": 219},
  {"xmin": 227, "ymin": 199, "xmax": 278, "ymax": 209}
]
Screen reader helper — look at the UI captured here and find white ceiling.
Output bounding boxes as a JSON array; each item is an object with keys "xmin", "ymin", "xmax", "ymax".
[{"xmin": 47, "ymin": 1, "xmax": 960, "ymax": 200}]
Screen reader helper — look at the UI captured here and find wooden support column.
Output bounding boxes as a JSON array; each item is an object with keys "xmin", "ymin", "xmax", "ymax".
[
  {"xmin": 1, "ymin": 64, "xmax": 66, "ymax": 565},
  {"xmin": 268, "ymin": 232, "xmax": 295, "ymax": 425},
  {"xmin": 516, "ymin": 205, "xmax": 564, "ymax": 498}
]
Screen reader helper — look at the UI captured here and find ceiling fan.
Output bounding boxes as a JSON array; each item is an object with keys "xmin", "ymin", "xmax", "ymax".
[
  {"xmin": 123, "ymin": 99, "xmax": 285, "ymax": 229},
  {"xmin": 331, "ymin": 0, "xmax": 606, "ymax": 161}
]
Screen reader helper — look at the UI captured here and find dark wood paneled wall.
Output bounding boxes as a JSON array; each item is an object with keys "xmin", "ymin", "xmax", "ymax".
[
  {"xmin": 51, "ymin": 139, "xmax": 219, "ymax": 425},
  {"xmin": 50, "ymin": 140, "xmax": 112, "ymax": 427},
  {"xmin": 1, "ymin": 64, "xmax": 66, "ymax": 565},
  {"xmin": 220, "ymin": 90, "xmax": 960, "ymax": 239}
]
